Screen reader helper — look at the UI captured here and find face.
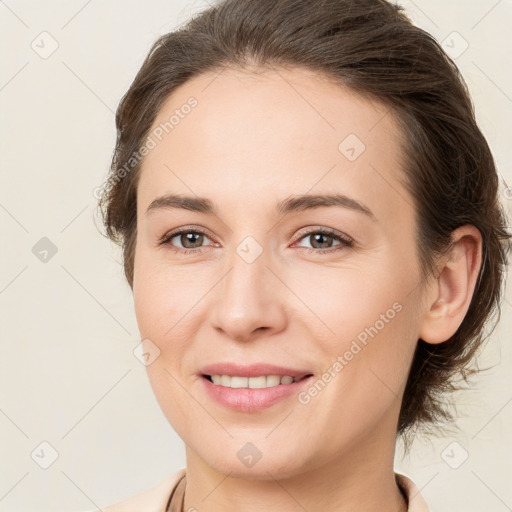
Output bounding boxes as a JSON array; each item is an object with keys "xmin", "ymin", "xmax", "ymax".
[{"xmin": 133, "ymin": 66, "xmax": 426, "ymax": 479}]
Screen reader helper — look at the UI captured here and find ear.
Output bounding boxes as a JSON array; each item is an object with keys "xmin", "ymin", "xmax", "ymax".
[{"xmin": 419, "ymin": 225, "xmax": 483, "ymax": 344}]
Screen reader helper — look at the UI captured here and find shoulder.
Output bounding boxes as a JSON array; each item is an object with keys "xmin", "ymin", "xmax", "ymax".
[
  {"xmin": 395, "ymin": 472, "xmax": 431, "ymax": 512},
  {"xmin": 88, "ymin": 468, "xmax": 186, "ymax": 512}
]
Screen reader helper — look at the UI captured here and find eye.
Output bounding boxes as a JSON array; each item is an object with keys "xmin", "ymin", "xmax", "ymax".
[
  {"xmin": 158, "ymin": 227, "xmax": 215, "ymax": 253},
  {"xmin": 293, "ymin": 228, "xmax": 353, "ymax": 254},
  {"xmin": 158, "ymin": 226, "xmax": 353, "ymax": 255}
]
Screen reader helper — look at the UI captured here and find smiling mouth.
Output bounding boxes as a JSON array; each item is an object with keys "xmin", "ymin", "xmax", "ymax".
[{"xmin": 202, "ymin": 373, "xmax": 313, "ymax": 388}]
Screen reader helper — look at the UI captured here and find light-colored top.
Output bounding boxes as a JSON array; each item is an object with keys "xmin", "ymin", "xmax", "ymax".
[{"xmin": 89, "ymin": 468, "xmax": 430, "ymax": 512}]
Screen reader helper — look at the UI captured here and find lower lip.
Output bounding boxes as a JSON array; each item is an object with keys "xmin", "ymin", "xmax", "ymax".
[{"xmin": 200, "ymin": 375, "xmax": 314, "ymax": 412}]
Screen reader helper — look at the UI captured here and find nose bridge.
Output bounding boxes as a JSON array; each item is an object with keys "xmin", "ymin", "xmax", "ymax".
[
  {"xmin": 227, "ymin": 236, "xmax": 267, "ymax": 297},
  {"xmin": 211, "ymin": 235, "xmax": 285, "ymax": 340}
]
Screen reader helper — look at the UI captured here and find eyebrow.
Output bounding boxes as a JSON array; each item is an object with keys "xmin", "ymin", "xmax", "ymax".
[{"xmin": 145, "ymin": 193, "xmax": 376, "ymax": 220}]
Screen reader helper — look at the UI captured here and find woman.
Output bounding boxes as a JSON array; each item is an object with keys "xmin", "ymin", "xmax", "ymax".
[{"xmin": 95, "ymin": 0, "xmax": 511, "ymax": 510}]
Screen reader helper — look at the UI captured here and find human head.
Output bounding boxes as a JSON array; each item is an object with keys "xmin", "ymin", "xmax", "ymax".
[{"xmin": 98, "ymin": 0, "xmax": 510, "ymax": 452}]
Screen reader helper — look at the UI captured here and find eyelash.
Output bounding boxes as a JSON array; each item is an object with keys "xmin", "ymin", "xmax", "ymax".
[{"xmin": 158, "ymin": 227, "xmax": 353, "ymax": 256}]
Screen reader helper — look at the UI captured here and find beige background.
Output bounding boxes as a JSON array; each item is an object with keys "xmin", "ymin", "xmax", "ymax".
[{"xmin": 0, "ymin": 1, "xmax": 511, "ymax": 511}]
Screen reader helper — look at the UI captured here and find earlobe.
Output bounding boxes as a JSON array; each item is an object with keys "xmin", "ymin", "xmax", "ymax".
[{"xmin": 419, "ymin": 225, "xmax": 483, "ymax": 344}]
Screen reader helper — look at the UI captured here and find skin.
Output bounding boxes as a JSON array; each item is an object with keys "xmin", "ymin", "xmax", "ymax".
[{"xmin": 132, "ymin": 65, "xmax": 482, "ymax": 512}]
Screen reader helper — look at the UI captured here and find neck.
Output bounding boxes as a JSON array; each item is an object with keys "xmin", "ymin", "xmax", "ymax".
[{"xmin": 182, "ymin": 425, "xmax": 407, "ymax": 512}]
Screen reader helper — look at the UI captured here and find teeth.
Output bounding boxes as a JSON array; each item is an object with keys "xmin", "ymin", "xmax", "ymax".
[{"xmin": 209, "ymin": 375, "xmax": 299, "ymax": 388}]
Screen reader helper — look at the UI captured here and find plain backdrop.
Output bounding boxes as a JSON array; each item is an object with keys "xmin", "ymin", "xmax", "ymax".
[{"xmin": 1, "ymin": 1, "xmax": 511, "ymax": 511}]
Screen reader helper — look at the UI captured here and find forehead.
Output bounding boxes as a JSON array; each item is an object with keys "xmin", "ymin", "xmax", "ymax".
[{"xmin": 138, "ymin": 65, "xmax": 412, "ymax": 223}]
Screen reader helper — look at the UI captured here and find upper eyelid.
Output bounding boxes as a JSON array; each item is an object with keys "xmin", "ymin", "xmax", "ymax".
[
  {"xmin": 161, "ymin": 227, "xmax": 214, "ymax": 244},
  {"xmin": 293, "ymin": 225, "xmax": 350, "ymax": 239}
]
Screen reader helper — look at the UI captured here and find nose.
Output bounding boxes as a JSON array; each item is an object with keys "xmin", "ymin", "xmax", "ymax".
[{"xmin": 210, "ymin": 241, "xmax": 287, "ymax": 342}]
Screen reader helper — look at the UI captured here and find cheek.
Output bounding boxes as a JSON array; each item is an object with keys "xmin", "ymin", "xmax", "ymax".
[
  {"xmin": 133, "ymin": 275, "xmax": 195, "ymax": 369},
  {"xmin": 132, "ymin": 253, "xmax": 209, "ymax": 387},
  {"xmin": 288, "ymin": 264, "xmax": 403, "ymax": 342},
  {"xmin": 133, "ymin": 249, "xmax": 199, "ymax": 336},
  {"xmin": 133, "ymin": 255, "xmax": 200, "ymax": 433},
  {"xmin": 291, "ymin": 262, "xmax": 417, "ymax": 391}
]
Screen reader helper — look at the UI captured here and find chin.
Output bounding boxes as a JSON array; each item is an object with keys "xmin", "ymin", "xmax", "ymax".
[{"xmin": 203, "ymin": 446, "xmax": 308, "ymax": 481}]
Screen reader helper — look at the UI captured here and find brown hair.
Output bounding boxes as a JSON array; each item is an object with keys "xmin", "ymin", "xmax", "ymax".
[{"xmin": 98, "ymin": 0, "xmax": 511, "ymax": 446}]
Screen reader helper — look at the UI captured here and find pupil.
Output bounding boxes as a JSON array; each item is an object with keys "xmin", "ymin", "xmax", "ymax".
[
  {"xmin": 312, "ymin": 233, "xmax": 331, "ymax": 249},
  {"xmin": 183, "ymin": 233, "xmax": 203, "ymax": 248}
]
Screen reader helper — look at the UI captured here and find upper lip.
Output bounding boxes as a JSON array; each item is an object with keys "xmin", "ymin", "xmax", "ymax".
[{"xmin": 199, "ymin": 362, "xmax": 313, "ymax": 378}]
